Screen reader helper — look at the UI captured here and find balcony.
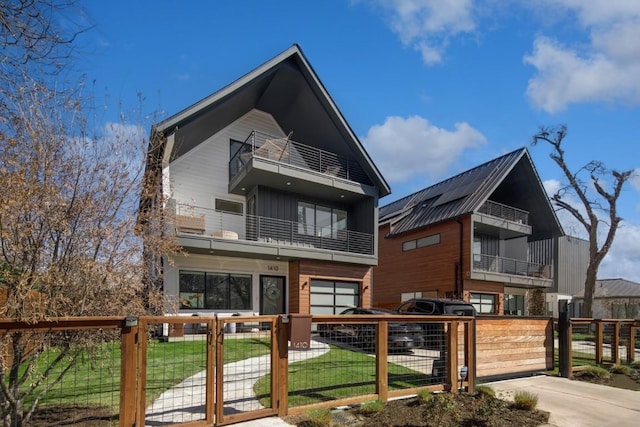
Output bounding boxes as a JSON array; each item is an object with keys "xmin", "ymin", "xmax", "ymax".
[
  {"xmin": 471, "ymin": 254, "xmax": 552, "ymax": 287},
  {"xmin": 228, "ymin": 131, "xmax": 374, "ymax": 202},
  {"xmin": 173, "ymin": 203, "xmax": 374, "ymax": 257},
  {"xmin": 478, "ymin": 200, "xmax": 529, "ymax": 225}
]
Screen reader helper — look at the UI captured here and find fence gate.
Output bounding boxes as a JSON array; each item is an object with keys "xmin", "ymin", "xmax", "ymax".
[{"xmin": 136, "ymin": 315, "xmax": 281, "ymax": 427}]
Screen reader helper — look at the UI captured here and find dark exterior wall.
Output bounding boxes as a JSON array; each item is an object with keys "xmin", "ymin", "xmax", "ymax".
[
  {"xmin": 289, "ymin": 260, "xmax": 372, "ymax": 313},
  {"xmin": 256, "ymin": 186, "xmax": 374, "ymax": 234},
  {"xmin": 373, "ymin": 216, "xmax": 472, "ymax": 309}
]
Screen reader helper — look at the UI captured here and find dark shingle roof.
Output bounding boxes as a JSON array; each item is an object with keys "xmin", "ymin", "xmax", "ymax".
[
  {"xmin": 574, "ymin": 278, "xmax": 640, "ymax": 298},
  {"xmin": 380, "ymin": 147, "xmax": 561, "ymax": 237}
]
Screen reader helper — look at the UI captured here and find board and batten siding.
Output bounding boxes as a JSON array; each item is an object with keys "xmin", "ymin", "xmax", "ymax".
[
  {"xmin": 164, "ymin": 253, "xmax": 289, "ymax": 315},
  {"xmin": 475, "ymin": 317, "xmax": 553, "ymax": 379},
  {"xmin": 168, "ymin": 109, "xmax": 285, "ymax": 238}
]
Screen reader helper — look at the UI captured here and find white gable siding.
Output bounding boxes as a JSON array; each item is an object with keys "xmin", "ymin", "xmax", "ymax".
[{"xmin": 168, "ymin": 109, "xmax": 284, "ymax": 236}]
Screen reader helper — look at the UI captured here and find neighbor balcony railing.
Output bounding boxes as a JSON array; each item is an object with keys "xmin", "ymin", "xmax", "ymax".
[
  {"xmin": 478, "ymin": 200, "xmax": 529, "ymax": 225},
  {"xmin": 174, "ymin": 203, "xmax": 374, "ymax": 255},
  {"xmin": 473, "ymin": 253, "xmax": 551, "ymax": 279},
  {"xmin": 229, "ymin": 130, "xmax": 371, "ymax": 185}
]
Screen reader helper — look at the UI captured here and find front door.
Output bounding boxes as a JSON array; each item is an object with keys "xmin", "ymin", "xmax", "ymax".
[{"xmin": 260, "ymin": 275, "xmax": 286, "ymax": 315}]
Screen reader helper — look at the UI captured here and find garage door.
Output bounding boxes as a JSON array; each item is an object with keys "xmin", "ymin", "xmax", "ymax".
[{"xmin": 310, "ymin": 279, "xmax": 360, "ymax": 314}]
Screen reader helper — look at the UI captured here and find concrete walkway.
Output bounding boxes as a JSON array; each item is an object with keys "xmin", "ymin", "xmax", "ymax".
[{"xmin": 145, "ymin": 340, "xmax": 329, "ymax": 426}]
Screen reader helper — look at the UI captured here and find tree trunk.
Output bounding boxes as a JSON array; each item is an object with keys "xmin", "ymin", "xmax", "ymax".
[{"xmin": 582, "ymin": 265, "xmax": 598, "ymax": 318}]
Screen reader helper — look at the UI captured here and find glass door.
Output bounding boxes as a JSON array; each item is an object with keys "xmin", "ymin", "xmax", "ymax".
[{"xmin": 260, "ymin": 275, "xmax": 286, "ymax": 315}]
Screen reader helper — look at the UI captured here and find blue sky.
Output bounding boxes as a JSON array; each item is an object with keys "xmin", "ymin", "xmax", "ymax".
[{"xmin": 77, "ymin": 0, "xmax": 639, "ymax": 282}]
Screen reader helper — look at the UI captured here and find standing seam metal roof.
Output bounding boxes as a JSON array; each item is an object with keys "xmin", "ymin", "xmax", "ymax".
[{"xmin": 380, "ymin": 148, "xmax": 549, "ymax": 236}]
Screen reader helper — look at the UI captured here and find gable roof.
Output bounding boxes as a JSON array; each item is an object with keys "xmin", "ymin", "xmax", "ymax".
[
  {"xmin": 149, "ymin": 44, "xmax": 390, "ymax": 198},
  {"xmin": 380, "ymin": 147, "xmax": 563, "ymax": 239},
  {"xmin": 574, "ymin": 278, "xmax": 640, "ymax": 298}
]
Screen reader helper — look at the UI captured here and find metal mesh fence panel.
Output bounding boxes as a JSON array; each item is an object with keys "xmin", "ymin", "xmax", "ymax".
[
  {"xmin": 220, "ymin": 325, "xmax": 274, "ymax": 415},
  {"xmin": 143, "ymin": 320, "xmax": 209, "ymax": 426},
  {"xmin": 0, "ymin": 327, "xmax": 121, "ymax": 427}
]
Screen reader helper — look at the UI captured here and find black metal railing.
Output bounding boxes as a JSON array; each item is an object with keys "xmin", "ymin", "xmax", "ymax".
[
  {"xmin": 473, "ymin": 253, "xmax": 550, "ymax": 278},
  {"xmin": 478, "ymin": 200, "xmax": 529, "ymax": 225},
  {"xmin": 229, "ymin": 130, "xmax": 371, "ymax": 185}
]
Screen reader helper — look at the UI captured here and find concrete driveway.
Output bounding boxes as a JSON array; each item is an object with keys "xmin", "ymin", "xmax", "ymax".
[{"xmin": 486, "ymin": 375, "xmax": 640, "ymax": 427}]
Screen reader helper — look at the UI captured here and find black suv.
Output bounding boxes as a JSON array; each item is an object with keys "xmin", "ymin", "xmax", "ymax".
[
  {"xmin": 395, "ymin": 298, "xmax": 476, "ymax": 317},
  {"xmin": 395, "ymin": 298, "xmax": 476, "ymax": 350}
]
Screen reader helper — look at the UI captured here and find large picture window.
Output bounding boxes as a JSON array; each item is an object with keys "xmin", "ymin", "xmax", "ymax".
[
  {"xmin": 179, "ymin": 271, "xmax": 251, "ymax": 310},
  {"xmin": 470, "ymin": 292, "xmax": 496, "ymax": 314},
  {"xmin": 297, "ymin": 202, "xmax": 347, "ymax": 239}
]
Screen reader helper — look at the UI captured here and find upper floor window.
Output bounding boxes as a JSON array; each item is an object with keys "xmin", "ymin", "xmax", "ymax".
[
  {"xmin": 297, "ymin": 202, "xmax": 347, "ymax": 239},
  {"xmin": 402, "ymin": 233, "xmax": 441, "ymax": 252},
  {"xmin": 215, "ymin": 198, "xmax": 243, "ymax": 215}
]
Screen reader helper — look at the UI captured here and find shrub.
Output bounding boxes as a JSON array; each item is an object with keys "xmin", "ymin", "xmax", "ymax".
[
  {"xmin": 610, "ymin": 364, "xmax": 633, "ymax": 375},
  {"xmin": 475, "ymin": 384, "xmax": 496, "ymax": 398},
  {"xmin": 417, "ymin": 389, "xmax": 432, "ymax": 403},
  {"xmin": 630, "ymin": 360, "xmax": 640, "ymax": 370},
  {"xmin": 359, "ymin": 399, "xmax": 384, "ymax": 415},
  {"xmin": 422, "ymin": 392, "xmax": 460, "ymax": 427},
  {"xmin": 304, "ymin": 408, "xmax": 333, "ymax": 427},
  {"xmin": 513, "ymin": 391, "xmax": 539, "ymax": 410},
  {"xmin": 573, "ymin": 365, "xmax": 611, "ymax": 381}
]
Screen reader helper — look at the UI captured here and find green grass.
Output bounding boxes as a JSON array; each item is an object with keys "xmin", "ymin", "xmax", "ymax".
[
  {"xmin": 254, "ymin": 346, "xmax": 427, "ymax": 407},
  {"xmin": 23, "ymin": 337, "xmax": 271, "ymax": 412}
]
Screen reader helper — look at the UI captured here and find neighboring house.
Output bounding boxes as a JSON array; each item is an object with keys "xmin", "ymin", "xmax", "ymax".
[
  {"xmin": 572, "ymin": 278, "xmax": 640, "ymax": 319},
  {"xmin": 546, "ymin": 235, "xmax": 589, "ymax": 317},
  {"xmin": 140, "ymin": 45, "xmax": 390, "ymax": 321},
  {"xmin": 373, "ymin": 148, "xmax": 564, "ymax": 315}
]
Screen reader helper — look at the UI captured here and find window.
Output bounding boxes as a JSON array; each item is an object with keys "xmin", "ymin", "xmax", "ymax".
[
  {"xmin": 297, "ymin": 202, "xmax": 347, "ymax": 239},
  {"xmin": 215, "ymin": 198, "xmax": 243, "ymax": 215},
  {"xmin": 504, "ymin": 294, "xmax": 525, "ymax": 315},
  {"xmin": 179, "ymin": 271, "xmax": 251, "ymax": 310},
  {"xmin": 470, "ymin": 293, "xmax": 496, "ymax": 314},
  {"xmin": 402, "ymin": 233, "xmax": 440, "ymax": 251}
]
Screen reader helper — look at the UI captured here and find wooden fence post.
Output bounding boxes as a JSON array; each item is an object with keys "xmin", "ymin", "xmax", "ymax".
[
  {"xmin": 465, "ymin": 319, "xmax": 475, "ymax": 393},
  {"xmin": 277, "ymin": 315, "xmax": 289, "ymax": 417},
  {"xmin": 448, "ymin": 320, "xmax": 459, "ymax": 392},
  {"xmin": 595, "ymin": 321, "xmax": 603, "ymax": 364},
  {"xmin": 120, "ymin": 317, "xmax": 138, "ymax": 427},
  {"xmin": 376, "ymin": 321, "xmax": 389, "ymax": 403},
  {"xmin": 612, "ymin": 322, "xmax": 620, "ymax": 365},
  {"xmin": 628, "ymin": 325, "xmax": 636, "ymax": 364}
]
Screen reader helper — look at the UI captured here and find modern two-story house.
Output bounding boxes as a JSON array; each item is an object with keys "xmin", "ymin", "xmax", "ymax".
[
  {"xmin": 373, "ymin": 148, "xmax": 564, "ymax": 315},
  {"xmin": 140, "ymin": 45, "xmax": 390, "ymax": 321}
]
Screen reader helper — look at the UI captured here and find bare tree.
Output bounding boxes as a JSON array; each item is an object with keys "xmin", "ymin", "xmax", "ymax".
[
  {"xmin": 532, "ymin": 125, "xmax": 633, "ymax": 317},
  {"xmin": 0, "ymin": 2, "xmax": 177, "ymax": 424}
]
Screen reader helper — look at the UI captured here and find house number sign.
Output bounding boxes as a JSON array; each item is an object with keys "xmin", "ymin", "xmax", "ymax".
[{"xmin": 267, "ymin": 265, "xmax": 279, "ymax": 271}]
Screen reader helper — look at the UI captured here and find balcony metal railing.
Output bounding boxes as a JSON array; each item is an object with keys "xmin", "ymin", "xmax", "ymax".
[
  {"xmin": 478, "ymin": 200, "xmax": 529, "ymax": 225},
  {"xmin": 473, "ymin": 254, "xmax": 551, "ymax": 279},
  {"xmin": 174, "ymin": 203, "xmax": 374, "ymax": 255},
  {"xmin": 229, "ymin": 130, "xmax": 371, "ymax": 186}
]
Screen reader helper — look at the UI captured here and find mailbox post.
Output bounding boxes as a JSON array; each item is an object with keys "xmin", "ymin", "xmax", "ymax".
[{"xmin": 288, "ymin": 313, "xmax": 312, "ymax": 350}]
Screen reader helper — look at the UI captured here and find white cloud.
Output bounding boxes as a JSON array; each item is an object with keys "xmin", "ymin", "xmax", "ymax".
[
  {"xmin": 368, "ymin": 0, "xmax": 477, "ymax": 65},
  {"xmin": 524, "ymin": 1, "xmax": 640, "ymax": 112},
  {"xmin": 599, "ymin": 221, "xmax": 640, "ymax": 282},
  {"xmin": 363, "ymin": 115, "xmax": 486, "ymax": 182}
]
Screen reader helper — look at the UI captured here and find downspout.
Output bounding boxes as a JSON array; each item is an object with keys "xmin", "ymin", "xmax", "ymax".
[{"xmin": 457, "ymin": 219, "xmax": 464, "ymax": 299}]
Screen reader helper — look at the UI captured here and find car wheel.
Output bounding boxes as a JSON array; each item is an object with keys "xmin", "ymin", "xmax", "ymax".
[{"xmin": 357, "ymin": 330, "xmax": 374, "ymax": 351}]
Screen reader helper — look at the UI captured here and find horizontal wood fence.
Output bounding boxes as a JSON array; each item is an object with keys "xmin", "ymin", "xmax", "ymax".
[{"xmin": 475, "ymin": 316, "xmax": 554, "ymax": 379}]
